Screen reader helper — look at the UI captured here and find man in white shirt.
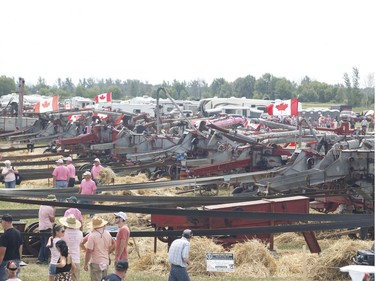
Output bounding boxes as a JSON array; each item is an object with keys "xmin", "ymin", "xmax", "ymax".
[{"xmin": 168, "ymin": 229, "xmax": 193, "ymax": 281}]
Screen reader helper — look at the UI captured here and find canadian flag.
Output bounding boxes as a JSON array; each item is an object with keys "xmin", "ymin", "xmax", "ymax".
[
  {"xmin": 266, "ymin": 98, "xmax": 298, "ymax": 116},
  {"xmin": 34, "ymin": 96, "xmax": 59, "ymax": 113},
  {"xmin": 95, "ymin": 92, "xmax": 112, "ymax": 103}
]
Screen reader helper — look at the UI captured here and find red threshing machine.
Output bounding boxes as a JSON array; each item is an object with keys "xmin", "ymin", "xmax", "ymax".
[{"xmin": 151, "ymin": 196, "xmax": 320, "ymax": 253}]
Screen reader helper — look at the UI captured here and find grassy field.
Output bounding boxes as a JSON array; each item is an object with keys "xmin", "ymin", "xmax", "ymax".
[{"xmin": 19, "ymin": 263, "xmax": 296, "ymax": 281}]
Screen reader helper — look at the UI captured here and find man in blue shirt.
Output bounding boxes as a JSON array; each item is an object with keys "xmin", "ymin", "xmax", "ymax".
[{"xmin": 168, "ymin": 229, "xmax": 193, "ymax": 281}]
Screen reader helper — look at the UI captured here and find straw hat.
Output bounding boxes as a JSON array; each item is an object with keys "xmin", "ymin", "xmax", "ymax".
[
  {"xmin": 47, "ymin": 194, "xmax": 57, "ymax": 201},
  {"xmin": 91, "ymin": 216, "xmax": 108, "ymax": 229},
  {"xmin": 59, "ymin": 215, "xmax": 81, "ymax": 229}
]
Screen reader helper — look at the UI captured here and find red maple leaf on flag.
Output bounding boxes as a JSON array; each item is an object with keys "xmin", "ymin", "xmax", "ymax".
[
  {"xmin": 275, "ymin": 103, "xmax": 288, "ymax": 111},
  {"xmin": 42, "ymin": 101, "xmax": 50, "ymax": 108},
  {"xmin": 99, "ymin": 95, "xmax": 106, "ymax": 100}
]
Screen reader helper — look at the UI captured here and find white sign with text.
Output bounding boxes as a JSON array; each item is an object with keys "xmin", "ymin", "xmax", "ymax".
[{"xmin": 206, "ymin": 252, "xmax": 235, "ymax": 272}]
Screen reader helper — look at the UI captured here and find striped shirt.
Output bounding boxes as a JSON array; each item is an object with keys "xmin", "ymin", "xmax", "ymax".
[{"xmin": 168, "ymin": 237, "xmax": 190, "ymax": 267}]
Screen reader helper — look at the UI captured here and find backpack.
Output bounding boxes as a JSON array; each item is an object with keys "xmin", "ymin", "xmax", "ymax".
[{"xmin": 13, "ymin": 167, "xmax": 22, "ymax": 185}]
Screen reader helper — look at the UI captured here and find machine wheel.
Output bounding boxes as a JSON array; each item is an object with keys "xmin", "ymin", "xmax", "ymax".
[
  {"xmin": 23, "ymin": 222, "xmax": 40, "ymax": 257},
  {"xmin": 199, "ymin": 184, "xmax": 219, "ymax": 196},
  {"xmin": 77, "ymin": 164, "xmax": 92, "ymax": 181},
  {"xmin": 167, "ymin": 164, "xmax": 179, "ymax": 180},
  {"xmin": 137, "ymin": 168, "xmax": 151, "ymax": 179},
  {"xmin": 156, "ymin": 226, "xmax": 174, "ymax": 243}
]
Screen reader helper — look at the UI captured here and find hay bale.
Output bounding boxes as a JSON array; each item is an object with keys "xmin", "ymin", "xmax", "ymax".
[
  {"xmin": 131, "ymin": 252, "xmax": 170, "ymax": 275},
  {"xmin": 274, "ymin": 232, "xmax": 303, "ymax": 244},
  {"xmin": 99, "ymin": 167, "xmax": 116, "ymax": 184},
  {"xmin": 275, "ymin": 252, "xmax": 318, "ymax": 278},
  {"xmin": 189, "ymin": 237, "xmax": 226, "ymax": 276},
  {"xmin": 310, "ymin": 238, "xmax": 373, "ymax": 281},
  {"xmin": 231, "ymin": 239, "xmax": 277, "ymax": 277}
]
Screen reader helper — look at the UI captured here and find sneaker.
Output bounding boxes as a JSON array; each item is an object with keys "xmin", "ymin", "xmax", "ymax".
[{"xmin": 36, "ymin": 260, "xmax": 43, "ymax": 264}]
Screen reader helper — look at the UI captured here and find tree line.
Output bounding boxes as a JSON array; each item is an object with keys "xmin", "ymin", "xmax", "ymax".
[{"xmin": 0, "ymin": 67, "xmax": 374, "ymax": 107}]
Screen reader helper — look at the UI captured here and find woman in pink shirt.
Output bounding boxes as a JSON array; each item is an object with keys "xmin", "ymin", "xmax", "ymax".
[{"xmin": 79, "ymin": 171, "xmax": 97, "ymax": 205}]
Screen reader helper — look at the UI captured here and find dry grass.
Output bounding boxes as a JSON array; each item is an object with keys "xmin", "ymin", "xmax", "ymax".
[
  {"xmin": 310, "ymin": 238, "xmax": 373, "ymax": 281},
  {"xmin": 231, "ymin": 239, "xmax": 277, "ymax": 278}
]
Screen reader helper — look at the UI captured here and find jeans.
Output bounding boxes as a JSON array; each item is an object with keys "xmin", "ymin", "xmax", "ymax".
[
  {"xmin": 4, "ymin": 180, "xmax": 16, "ymax": 188},
  {"xmin": 55, "ymin": 180, "xmax": 68, "ymax": 188},
  {"xmin": 168, "ymin": 264, "xmax": 190, "ymax": 281},
  {"xmin": 0, "ymin": 260, "xmax": 20, "ymax": 281},
  {"xmin": 68, "ymin": 178, "xmax": 75, "ymax": 187},
  {"xmin": 38, "ymin": 229, "xmax": 51, "ymax": 262}
]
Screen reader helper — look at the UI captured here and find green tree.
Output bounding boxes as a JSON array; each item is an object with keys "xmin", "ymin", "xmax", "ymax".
[
  {"xmin": 106, "ymin": 85, "xmax": 122, "ymax": 100},
  {"xmin": 343, "ymin": 67, "xmax": 361, "ymax": 106},
  {"xmin": 210, "ymin": 78, "xmax": 232, "ymax": 97},
  {"xmin": 233, "ymin": 75, "xmax": 256, "ymax": 98},
  {"xmin": 171, "ymin": 80, "xmax": 188, "ymax": 99},
  {"xmin": 0, "ymin": 76, "xmax": 16, "ymax": 96},
  {"xmin": 274, "ymin": 78, "xmax": 295, "ymax": 100},
  {"xmin": 254, "ymin": 73, "xmax": 275, "ymax": 99}
]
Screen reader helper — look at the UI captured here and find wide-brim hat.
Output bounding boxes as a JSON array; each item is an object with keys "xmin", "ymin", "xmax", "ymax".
[
  {"xmin": 91, "ymin": 216, "xmax": 108, "ymax": 229},
  {"xmin": 59, "ymin": 215, "xmax": 81, "ymax": 229}
]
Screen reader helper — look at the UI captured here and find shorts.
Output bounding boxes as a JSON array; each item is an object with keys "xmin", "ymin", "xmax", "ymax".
[{"xmin": 49, "ymin": 263, "xmax": 57, "ymax": 276}]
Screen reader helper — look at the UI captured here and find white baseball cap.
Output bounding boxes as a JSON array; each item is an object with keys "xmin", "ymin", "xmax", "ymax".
[
  {"xmin": 64, "ymin": 157, "xmax": 73, "ymax": 162},
  {"xmin": 56, "ymin": 159, "xmax": 64, "ymax": 164},
  {"xmin": 114, "ymin": 212, "xmax": 128, "ymax": 221},
  {"xmin": 93, "ymin": 158, "xmax": 101, "ymax": 163}
]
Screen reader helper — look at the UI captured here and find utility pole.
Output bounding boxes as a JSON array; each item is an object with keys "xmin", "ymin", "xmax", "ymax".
[{"xmin": 17, "ymin": 77, "xmax": 25, "ymax": 129}]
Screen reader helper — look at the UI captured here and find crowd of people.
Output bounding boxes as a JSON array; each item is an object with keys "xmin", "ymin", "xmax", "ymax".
[
  {"xmin": 0, "ymin": 203, "xmax": 130, "ymax": 281},
  {"xmin": 0, "ymin": 144, "xmax": 194, "ymax": 281}
]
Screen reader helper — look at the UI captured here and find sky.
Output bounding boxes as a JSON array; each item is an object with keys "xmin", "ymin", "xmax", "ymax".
[{"xmin": 0, "ymin": 0, "xmax": 374, "ymax": 87}]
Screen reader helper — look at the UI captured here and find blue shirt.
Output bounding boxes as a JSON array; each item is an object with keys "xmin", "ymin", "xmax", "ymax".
[{"xmin": 168, "ymin": 237, "xmax": 190, "ymax": 267}]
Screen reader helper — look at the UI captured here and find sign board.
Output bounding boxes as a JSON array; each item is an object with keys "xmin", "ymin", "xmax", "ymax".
[{"xmin": 206, "ymin": 252, "xmax": 235, "ymax": 272}]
